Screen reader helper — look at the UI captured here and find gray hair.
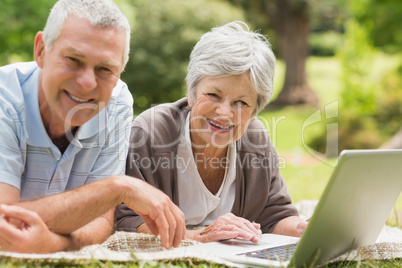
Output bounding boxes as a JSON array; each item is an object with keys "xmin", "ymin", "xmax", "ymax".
[
  {"xmin": 42, "ymin": 0, "xmax": 131, "ymax": 68},
  {"xmin": 186, "ymin": 21, "xmax": 276, "ymax": 115}
]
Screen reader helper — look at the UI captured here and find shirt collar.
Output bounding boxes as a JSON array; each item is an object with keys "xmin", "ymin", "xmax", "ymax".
[{"xmin": 23, "ymin": 66, "xmax": 52, "ymax": 147}]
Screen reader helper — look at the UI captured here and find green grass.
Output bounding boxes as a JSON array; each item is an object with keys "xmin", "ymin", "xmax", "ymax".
[{"xmin": 0, "ymin": 259, "xmax": 228, "ymax": 268}]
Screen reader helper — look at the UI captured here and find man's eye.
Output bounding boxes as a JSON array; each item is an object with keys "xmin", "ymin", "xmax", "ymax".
[
  {"xmin": 208, "ymin": 93, "xmax": 218, "ymax": 98},
  {"xmin": 67, "ymin": 57, "xmax": 81, "ymax": 65},
  {"xmin": 99, "ymin": 67, "xmax": 112, "ymax": 73}
]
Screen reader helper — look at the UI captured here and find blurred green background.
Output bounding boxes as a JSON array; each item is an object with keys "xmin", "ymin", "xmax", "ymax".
[{"xmin": 1, "ymin": 0, "xmax": 401, "ymax": 226}]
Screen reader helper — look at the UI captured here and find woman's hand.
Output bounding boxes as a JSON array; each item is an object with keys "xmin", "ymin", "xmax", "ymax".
[
  {"xmin": 296, "ymin": 217, "xmax": 310, "ymax": 235},
  {"xmin": 189, "ymin": 213, "xmax": 262, "ymax": 243},
  {"xmin": 273, "ymin": 216, "xmax": 309, "ymax": 237},
  {"xmin": 0, "ymin": 204, "xmax": 68, "ymax": 253}
]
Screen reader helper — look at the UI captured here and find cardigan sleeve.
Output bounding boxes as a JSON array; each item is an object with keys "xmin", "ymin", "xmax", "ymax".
[
  {"xmin": 254, "ymin": 138, "xmax": 299, "ymax": 233},
  {"xmin": 115, "ymin": 101, "xmax": 185, "ymax": 232},
  {"xmin": 114, "ymin": 125, "xmax": 149, "ymax": 232}
]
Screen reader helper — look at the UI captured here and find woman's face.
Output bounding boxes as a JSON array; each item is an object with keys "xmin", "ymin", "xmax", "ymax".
[{"xmin": 189, "ymin": 73, "xmax": 258, "ymax": 149}]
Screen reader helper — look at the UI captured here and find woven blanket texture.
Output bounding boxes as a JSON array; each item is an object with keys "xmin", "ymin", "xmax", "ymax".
[{"xmin": 0, "ymin": 200, "xmax": 401, "ymax": 266}]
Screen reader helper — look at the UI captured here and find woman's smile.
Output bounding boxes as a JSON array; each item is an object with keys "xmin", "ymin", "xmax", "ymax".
[{"xmin": 206, "ymin": 118, "xmax": 235, "ymax": 132}]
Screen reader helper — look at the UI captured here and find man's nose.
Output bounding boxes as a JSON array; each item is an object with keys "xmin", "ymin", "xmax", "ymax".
[{"xmin": 76, "ymin": 67, "xmax": 97, "ymax": 92}]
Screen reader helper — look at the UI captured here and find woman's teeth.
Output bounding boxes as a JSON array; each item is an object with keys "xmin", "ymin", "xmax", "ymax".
[{"xmin": 207, "ymin": 118, "xmax": 234, "ymax": 130}]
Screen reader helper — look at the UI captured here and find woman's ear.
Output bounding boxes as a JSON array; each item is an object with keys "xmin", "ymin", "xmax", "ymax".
[
  {"xmin": 34, "ymin": 32, "xmax": 46, "ymax": 69},
  {"xmin": 187, "ymin": 85, "xmax": 194, "ymax": 108}
]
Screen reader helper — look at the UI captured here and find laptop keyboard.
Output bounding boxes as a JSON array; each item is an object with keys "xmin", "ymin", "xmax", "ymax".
[{"xmin": 237, "ymin": 243, "xmax": 298, "ymax": 262}]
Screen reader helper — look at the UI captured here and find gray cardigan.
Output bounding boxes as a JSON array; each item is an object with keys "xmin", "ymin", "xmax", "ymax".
[{"xmin": 115, "ymin": 97, "xmax": 298, "ymax": 233}]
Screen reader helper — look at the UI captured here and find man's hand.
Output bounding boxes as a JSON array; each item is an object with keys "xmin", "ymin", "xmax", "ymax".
[
  {"xmin": 188, "ymin": 213, "xmax": 262, "ymax": 243},
  {"xmin": 0, "ymin": 204, "xmax": 67, "ymax": 253},
  {"xmin": 120, "ymin": 177, "xmax": 186, "ymax": 249}
]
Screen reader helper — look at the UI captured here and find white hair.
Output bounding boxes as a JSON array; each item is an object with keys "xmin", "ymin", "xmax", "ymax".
[
  {"xmin": 42, "ymin": 0, "xmax": 131, "ymax": 67},
  {"xmin": 186, "ymin": 21, "xmax": 276, "ymax": 114}
]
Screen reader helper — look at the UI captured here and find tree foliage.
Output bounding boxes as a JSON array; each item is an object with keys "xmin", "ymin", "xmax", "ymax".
[
  {"xmin": 342, "ymin": 0, "xmax": 402, "ymax": 148},
  {"xmin": 350, "ymin": 0, "xmax": 402, "ymax": 53},
  {"xmin": 0, "ymin": 0, "xmax": 55, "ymax": 65},
  {"xmin": 308, "ymin": 1, "xmax": 402, "ymax": 152}
]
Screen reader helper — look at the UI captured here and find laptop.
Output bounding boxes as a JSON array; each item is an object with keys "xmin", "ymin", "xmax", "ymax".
[{"xmin": 177, "ymin": 149, "xmax": 402, "ymax": 267}]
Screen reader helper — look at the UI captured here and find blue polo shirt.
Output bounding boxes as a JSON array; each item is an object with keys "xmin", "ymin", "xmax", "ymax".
[{"xmin": 0, "ymin": 62, "xmax": 133, "ymax": 201}]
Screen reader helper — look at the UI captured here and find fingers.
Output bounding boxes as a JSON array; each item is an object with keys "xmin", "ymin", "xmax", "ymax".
[
  {"xmin": 0, "ymin": 204, "xmax": 41, "ymax": 225},
  {"xmin": 198, "ymin": 213, "xmax": 262, "ymax": 243},
  {"xmin": 142, "ymin": 204, "xmax": 185, "ymax": 249},
  {"xmin": 224, "ymin": 213, "xmax": 262, "ymax": 242},
  {"xmin": 171, "ymin": 207, "xmax": 186, "ymax": 248},
  {"xmin": 124, "ymin": 179, "xmax": 186, "ymax": 249},
  {"xmin": 154, "ymin": 202, "xmax": 185, "ymax": 249},
  {"xmin": 0, "ymin": 205, "xmax": 42, "ymax": 246},
  {"xmin": 0, "ymin": 216, "xmax": 22, "ymax": 246},
  {"xmin": 242, "ymin": 219, "xmax": 262, "ymax": 240},
  {"xmin": 0, "ymin": 214, "xmax": 15, "ymax": 251},
  {"xmin": 154, "ymin": 213, "xmax": 171, "ymax": 249}
]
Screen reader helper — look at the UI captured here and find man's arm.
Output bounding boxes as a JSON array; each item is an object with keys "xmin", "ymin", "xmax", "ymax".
[
  {"xmin": 17, "ymin": 177, "xmax": 121, "ymax": 234},
  {"xmin": 66, "ymin": 208, "xmax": 115, "ymax": 250},
  {"xmin": 0, "ymin": 183, "xmax": 20, "ymax": 205},
  {"xmin": 0, "ymin": 205, "xmax": 114, "ymax": 253},
  {"xmin": 1, "ymin": 175, "xmax": 185, "ymax": 251},
  {"xmin": 0, "ymin": 182, "xmax": 114, "ymax": 252}
]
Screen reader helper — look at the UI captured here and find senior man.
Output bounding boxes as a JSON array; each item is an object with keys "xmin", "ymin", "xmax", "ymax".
[{"xmin": 0, "ymin": 0, "xmax": 184, "ymax": 253}]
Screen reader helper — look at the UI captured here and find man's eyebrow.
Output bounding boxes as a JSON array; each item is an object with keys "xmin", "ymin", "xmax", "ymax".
[
  {"xmin": 101, "ymin": 59, "xmax": 121, "ymax": 68},
  {"xmin": 65, "ymin": 47, "xmax": 121, "ymax": 68},
  {"xmin": 65, "ymin": 47, "xmax": 85, "ymax": 57}
]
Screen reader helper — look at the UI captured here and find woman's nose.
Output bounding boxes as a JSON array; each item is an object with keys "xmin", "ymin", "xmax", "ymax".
[{"xmin": 215, "ymin": 101, "xmax": 234, "ymax": 118}]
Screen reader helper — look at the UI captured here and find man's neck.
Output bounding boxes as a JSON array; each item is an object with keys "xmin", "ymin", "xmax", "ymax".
[{"xmin": 51, "ymin": 127, "xmax": 78, "ymax": 154}]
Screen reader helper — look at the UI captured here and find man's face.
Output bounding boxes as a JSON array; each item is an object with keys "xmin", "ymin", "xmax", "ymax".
[{"xmin": 35, "ymin": 15, "xmax": 126, "ymax": 136}]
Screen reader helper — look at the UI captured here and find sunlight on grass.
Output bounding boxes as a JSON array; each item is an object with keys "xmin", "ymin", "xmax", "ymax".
[{"xmin": 307, "ymin": 56, "xmax": 342, "ymax": 105}]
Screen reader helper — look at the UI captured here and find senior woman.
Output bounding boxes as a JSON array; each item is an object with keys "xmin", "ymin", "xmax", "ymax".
[{"xmin": 116, "ymin": 21, "xmax": 307, "ymax": 243}]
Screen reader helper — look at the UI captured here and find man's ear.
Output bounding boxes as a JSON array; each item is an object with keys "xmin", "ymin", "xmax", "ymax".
[{"xmin": 34, "ymin": 32, "xmax": 46, "ymax": 69}]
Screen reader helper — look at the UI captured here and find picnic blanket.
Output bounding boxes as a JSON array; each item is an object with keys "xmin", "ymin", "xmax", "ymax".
[{"xmin": 0, "ymin": 200, "xmax": 401, "ymax": 266}]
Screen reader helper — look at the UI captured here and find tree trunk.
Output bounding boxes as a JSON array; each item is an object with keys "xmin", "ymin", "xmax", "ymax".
[{"xmin": 262, "ymin": 0, "xmax": 319, "ymax": 107}]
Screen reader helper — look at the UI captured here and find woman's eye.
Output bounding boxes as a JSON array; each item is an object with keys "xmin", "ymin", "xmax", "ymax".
[
  {"xmin": 208, "ymin": 93, "xmax": 219, "ymax": 98},
  {"xmin": 236, "ymin": 100, "xmax": 248, "ymax": 106}
]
